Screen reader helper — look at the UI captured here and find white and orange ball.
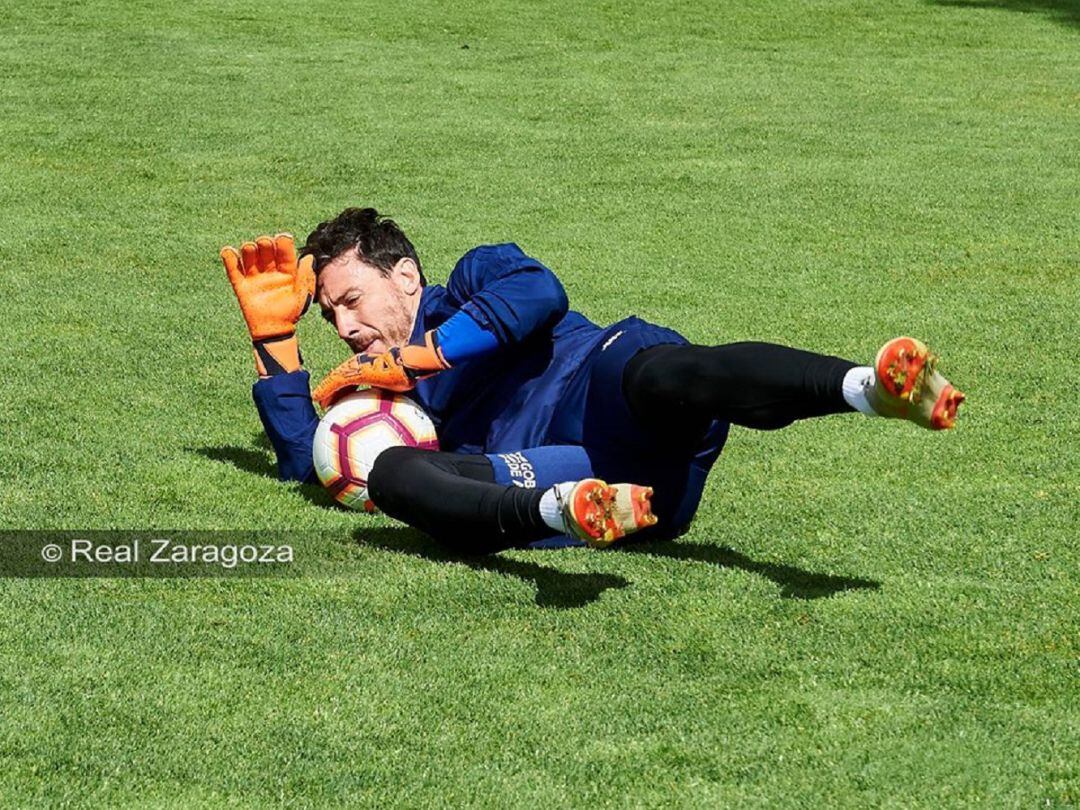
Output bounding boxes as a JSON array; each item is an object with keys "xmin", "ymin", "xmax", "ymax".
[{"xmin": 312, "ymin": 390, "xmax": 439, "ymax": 512}]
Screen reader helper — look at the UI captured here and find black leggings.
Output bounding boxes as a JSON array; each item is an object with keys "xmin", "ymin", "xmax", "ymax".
[
  {"xmin": 367, "ymin": 342, "xmax": 857, "ymax": 553},
  {"xmin": 624, "ymin": 341, "xmax": 855, "ymax": 433},
  {"xmin": 367, "ymin": 446, "xmax": 549, "ymax": 554}
]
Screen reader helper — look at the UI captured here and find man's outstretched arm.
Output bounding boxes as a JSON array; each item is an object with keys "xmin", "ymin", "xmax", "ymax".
[
  {"xmin": 252, "ymin": 372, "xmax": 319, "ymax": 483},
  {"xmin": 221, "ymin": 233, "xmax": 319, "ymax": 482}
]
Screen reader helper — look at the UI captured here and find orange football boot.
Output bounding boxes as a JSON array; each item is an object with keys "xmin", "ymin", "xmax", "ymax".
[
  {"xmin": 557, "ymin": 479, "xmax": 658, "ymax": 549},
  {"xmin": 866, "ymin": 336, "xmax": 965, "ymax": 430}
]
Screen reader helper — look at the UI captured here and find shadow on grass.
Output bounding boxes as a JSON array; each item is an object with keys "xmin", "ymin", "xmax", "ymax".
[
  {"xmin": 355, "ymin": 527, "xmax": 630, "ymax": 609},
  {"xmin": 190, "ymin": 438, "xmax": 341, "ymax": 511},
  {"xmin": 193, "ymin": 445, "xmax": 275, "ymax": 479},
  {"xmin": 355, "ymin": 528, "xmax": 878, "ymax": 605},
  {"xmin": 193, "ymin": 439, "xmax": 878, "ymax": 603},
  {"xmin": 622, "ymin": 539, "xmax": 880, "ymax": 600},
  {"xmin": 928, "ymin": 0, "xmax": 1080, "ymax": 28}
]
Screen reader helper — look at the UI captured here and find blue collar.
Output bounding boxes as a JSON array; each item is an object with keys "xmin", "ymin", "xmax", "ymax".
[{"xmin": 408, "ymin": 285, "xmax": 439, "ymax": 345}]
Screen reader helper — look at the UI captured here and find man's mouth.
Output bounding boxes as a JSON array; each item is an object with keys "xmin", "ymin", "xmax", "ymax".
[{"xmin": 350, "ymin": 339, "xmax": 379, "ymax": 355}]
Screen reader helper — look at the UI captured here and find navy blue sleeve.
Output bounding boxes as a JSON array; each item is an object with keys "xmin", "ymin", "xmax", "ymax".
[
  {"xmin": 252, "ymin": 371, "xmax": 319, "ymax": 483},
  {"xmin": 445, "ymin": 244, "xmax": 569, "ymax": 345}
]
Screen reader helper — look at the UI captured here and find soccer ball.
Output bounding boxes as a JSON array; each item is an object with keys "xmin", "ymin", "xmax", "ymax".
[{"xmin": 312, "ymin": 390, "xmax": 439, "ymax": 512}]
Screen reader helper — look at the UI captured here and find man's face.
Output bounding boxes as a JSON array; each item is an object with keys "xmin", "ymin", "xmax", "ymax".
[{"xmin": 316, "ymin": 251, "xmax": 422, "ymax": 356}]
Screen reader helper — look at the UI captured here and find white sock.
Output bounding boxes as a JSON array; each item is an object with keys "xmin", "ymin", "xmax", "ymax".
[
  {"xmin": 539, "ymin": 482, "xmax": 577, "ymax": 533},
  {"xmin": 842, "ymin": 366, "xmax": 879, "ymax": 416}
]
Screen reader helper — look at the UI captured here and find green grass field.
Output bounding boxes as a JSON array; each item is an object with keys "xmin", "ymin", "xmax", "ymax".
[{"xmin": 2, "ymin": 0, "xmax": 1078, "ymax": 805}]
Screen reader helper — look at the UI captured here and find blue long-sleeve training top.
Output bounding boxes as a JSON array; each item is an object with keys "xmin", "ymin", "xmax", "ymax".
[{"xmin": 253, "ymin": 243, "xmax": 611, "ymax": 483}]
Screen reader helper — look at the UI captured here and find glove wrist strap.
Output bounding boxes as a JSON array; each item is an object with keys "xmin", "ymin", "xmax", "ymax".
[{"xmin": 253, "ymin": 333, "xmax": 303, "ymax": 378}]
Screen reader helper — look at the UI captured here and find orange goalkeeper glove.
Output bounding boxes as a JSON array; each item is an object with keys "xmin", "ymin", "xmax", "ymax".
[
  {"xmin": 221, "ymin": 233, "xmax": 316, "ymax": 377},
  {"xmin": 311, "ymin": 331, "xmax": 450, "ymax": 408}
]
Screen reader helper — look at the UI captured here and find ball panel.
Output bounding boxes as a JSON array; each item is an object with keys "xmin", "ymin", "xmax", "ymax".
[
  {"xmin": 312, "ymin": 420, "xmax": 344, "ymax": 485},
  {"xmin": 334, "ymin": 481, "xmax": 367, "ymax": 510},
  {"xmin": 390, "ymin": 397, "xmax": 439, "ymax": 444},
  {"xmin": 344, "ymin": 421, "xmax": 403, "ymax": 483}
]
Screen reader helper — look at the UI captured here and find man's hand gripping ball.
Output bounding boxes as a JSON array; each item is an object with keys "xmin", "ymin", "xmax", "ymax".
[
  {"xmin": 221, "ymin": 234, "xmax": 315, "ymax": 377},
  {"xmin": 311, "ymin": 332, "xmax": 449, "ymax": 409}
]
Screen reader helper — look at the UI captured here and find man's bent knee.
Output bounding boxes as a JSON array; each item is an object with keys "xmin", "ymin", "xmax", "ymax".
[{"xmin": 367, "ymin": 445, "xmax": 423, "ymax": 512}]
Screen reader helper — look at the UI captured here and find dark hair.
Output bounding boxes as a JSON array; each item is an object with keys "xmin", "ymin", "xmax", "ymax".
[{"xmin": 300, "ymin": 207, "xmax": 425, "ymax": 285}]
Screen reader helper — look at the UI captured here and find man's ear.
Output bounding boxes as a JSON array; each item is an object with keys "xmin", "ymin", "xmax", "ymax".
[{"xmin": 393, "ymin": 257, "xmax": 422, "ymax": 295}]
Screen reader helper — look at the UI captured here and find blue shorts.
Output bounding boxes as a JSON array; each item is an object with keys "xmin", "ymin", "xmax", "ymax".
[{"xmin": 491, "ymin": 317, "xmax": 729, "ymax": 543}]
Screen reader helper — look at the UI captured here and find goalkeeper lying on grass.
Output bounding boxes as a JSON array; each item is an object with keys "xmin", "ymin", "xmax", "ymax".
[{"xmin": 222, "ymin": 208, "xmax": 964, "ymax": 551}]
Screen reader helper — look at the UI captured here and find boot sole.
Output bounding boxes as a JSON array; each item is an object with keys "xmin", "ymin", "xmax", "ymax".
[{"xmin": 875, "ymin": 336, "xmax": 965, "ymax": 430}]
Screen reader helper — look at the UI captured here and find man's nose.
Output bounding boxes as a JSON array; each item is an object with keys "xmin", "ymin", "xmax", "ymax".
[{"xmin": 335, "ymin": 310, "xmax": 360, "ymax": 342}]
